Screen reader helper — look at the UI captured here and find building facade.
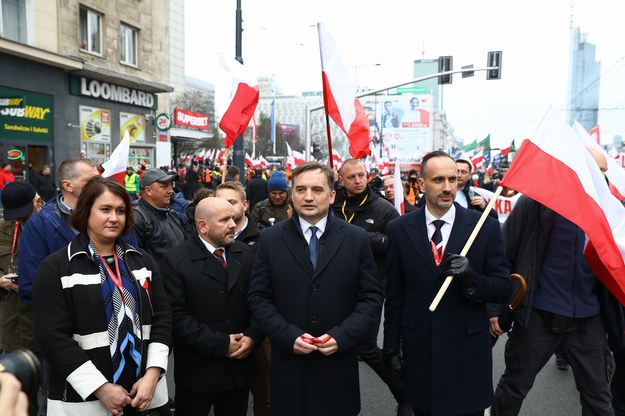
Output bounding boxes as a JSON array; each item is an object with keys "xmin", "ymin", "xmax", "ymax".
[
  {"xmin": 566, "ymin": 26, "xmax": 600, "ymax": 131},
  {"xmin": 0, "ymin": 0, "xmax": 172, "ymax": 178}
]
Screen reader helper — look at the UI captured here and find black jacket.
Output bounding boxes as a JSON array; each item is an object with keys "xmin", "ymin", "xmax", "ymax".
[
  {"xmin": 32, "ymin": 236, "xmax": 171, "ymax": 411},
  {"xmin": 332, "ymin": 185, "xmax": 399, "ymax": 281},
  {"xmin": 245, "ymin": 177, "xmax": 269, "ymax": 214},
  {"xmin": 160, "ymin": 234, "xmax": 263, "ymax": 393},
  {"xmin": 34, "ymin": 172, "xmax": 56, "ymax": 202},
  {"xmin": 500, "ymin": 196, "xmax": 625, "ymax": 350},
  {"xmin": 236, "ymin": 215, "xmax": 261, "ymax": 255},
  {"xmin": 133, "ymin": 198, "xmax": 186, "ymax": 262}
]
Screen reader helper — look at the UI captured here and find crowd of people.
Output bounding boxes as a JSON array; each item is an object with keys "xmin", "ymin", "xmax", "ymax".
[{"xmin": 0, "ymin": 152, "xmax": 623, "ymax": 416}]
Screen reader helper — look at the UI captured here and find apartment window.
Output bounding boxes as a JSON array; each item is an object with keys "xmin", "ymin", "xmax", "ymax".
[
  {"xmin": 120, "ymin": 24, "xmax": 138, "ymax": 66},
  {"xmin": 79, "ymin": 7, "xmax": 102, "ymax": 54},
  {"xmin": 1, "ymin": 0, "xmax": 27, "ymax": 43}
]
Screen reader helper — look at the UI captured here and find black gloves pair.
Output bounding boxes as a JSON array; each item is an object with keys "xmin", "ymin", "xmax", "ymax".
[{"xmin": 440, "ymin": 254, "xmax": 477, "ymax": 293}]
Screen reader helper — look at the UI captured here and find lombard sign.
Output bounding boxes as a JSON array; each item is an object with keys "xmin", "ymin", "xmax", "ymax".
[
  {"xmin": 70, "ymin": 75, "xmax": 157, "ymax": 110},
  {"xmin": 0, "ymin": 86, "xmax": 53, "ymax": 143}
]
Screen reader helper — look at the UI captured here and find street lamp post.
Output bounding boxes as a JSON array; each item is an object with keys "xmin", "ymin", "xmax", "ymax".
[{"xmin": 232, "ymin": 0, "xmax": 245, "ymax": 184}]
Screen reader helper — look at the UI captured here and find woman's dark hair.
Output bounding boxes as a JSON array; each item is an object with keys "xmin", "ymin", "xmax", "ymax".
[{"xmin": 69, "ymin": 176, "xmax": 134, "ymax": 236}]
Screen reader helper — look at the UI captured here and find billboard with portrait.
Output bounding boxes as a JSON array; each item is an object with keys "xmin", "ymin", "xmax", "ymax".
[{"xmin": 361, "ymin": 94, "xmax": 433, "ymax": 162}]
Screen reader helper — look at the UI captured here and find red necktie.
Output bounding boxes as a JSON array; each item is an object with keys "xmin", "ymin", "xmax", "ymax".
[
  {"xmin": 213, "ymin": 248, "xmax": 227, "ymax": 269},
  {"xmin": 430, "ymin": 220, "xmax": 445, "ymax": 266}
]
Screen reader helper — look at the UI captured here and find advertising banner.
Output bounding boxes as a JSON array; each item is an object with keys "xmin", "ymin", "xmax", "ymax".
[
  {"xmin": 0, "ymin": 86, "xmax": 53, "ymax": 143},
  {"xmin": 80, "ymin": 105, "xmax": 111, "ymax": 142},
  {"xmin": 120, "ymin": 112, "xmax": 146, "ymax": 143},
  {"xmin": 361, "ymin": 94, "xmax": 433, "ymax": 162},
  {"xmin": 173, "ymin": 108, "xmax": 209, "ymax": 131}
]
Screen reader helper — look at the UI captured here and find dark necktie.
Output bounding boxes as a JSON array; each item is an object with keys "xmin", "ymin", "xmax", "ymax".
[
  {"xmin": 309, "ymin": 226, "xmax": 318, "ymax": 271},
  {"xmin": 431, "ymin": 220, "xmax": 445, "ymax": 266},
  {"xmin": 213, "ymin": 248, "xmax": 227, "ymax": 269}
]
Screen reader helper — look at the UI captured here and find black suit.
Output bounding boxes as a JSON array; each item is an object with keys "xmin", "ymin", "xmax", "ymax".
[
  {"xmin": 248, "ymin": 213, "xmax": 383, "ymax": 416},
  {"xmin": 384, "ymin": 204, "xmax": 512, "ymax": 415},
  {"xmin": 160, "ymin": 234, "xmax": 263, "ymax": 416}
]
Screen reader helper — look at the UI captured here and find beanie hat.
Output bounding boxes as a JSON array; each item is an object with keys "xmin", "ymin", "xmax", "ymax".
[
  {"xmin": 1, "ymin": 182, "xmax": 36, "ymax": 220},
  {"xmin": 267, "ymin": 171, "xmax": 288, "ymax": 191}
]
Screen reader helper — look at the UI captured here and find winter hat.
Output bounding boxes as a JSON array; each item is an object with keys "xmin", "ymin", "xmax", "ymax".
[
  {"xmin": 267, "ymin": 171, "xmax": 288, "ymax": 191},
  {"xmin": 2, "ymin": 182, "xmax": 36, "ymax": 220}
]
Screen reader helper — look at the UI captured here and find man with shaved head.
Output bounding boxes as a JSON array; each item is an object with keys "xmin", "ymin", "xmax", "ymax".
[{"xmin": 160, "ymin": 197, "xmax": 263, "ymax": 416}]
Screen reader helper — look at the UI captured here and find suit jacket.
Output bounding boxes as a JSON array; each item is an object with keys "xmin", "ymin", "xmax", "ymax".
[
  {"xmin": 160, "ymin": 234, "xmax": 263, "ymax": 394},
  {"xmin": 248, "ymin": 213, "xmax": 383, "ymax": 416},
  {"xmin": 383, "ymin": 203, "xmax": 511, "ymax": 415}
]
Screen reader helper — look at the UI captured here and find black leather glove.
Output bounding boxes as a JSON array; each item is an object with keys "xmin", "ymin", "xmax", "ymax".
[
  {"xmin": 382, "ymin": 349, "xmax": 404, "ymax": 380},
  {"xmin": 440, "ymin": 254, "xmax": 477, "ymax": 292}
]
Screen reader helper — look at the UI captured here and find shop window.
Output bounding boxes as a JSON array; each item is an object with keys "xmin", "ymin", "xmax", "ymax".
[
  {"xmin": 0, "ymin": 0, "xmax": 28, "ymax": 43},
  {"xmin": 79, "ymin": 6, "xmax": 102, "ymax": 54},
  {"xmin": 120, "ymin": 23, "xmax": 138, "ymax": 66}
]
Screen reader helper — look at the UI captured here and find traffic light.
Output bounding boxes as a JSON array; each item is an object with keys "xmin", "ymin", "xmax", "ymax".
[
  {"xmin": 438, "ymin": 56, "xmax": 453, "ymax": 84},
  {"xmin": 487, "ymin": 51, "xmax": 502, "ymax": 80},
  {"xmin": 311, "ymin": 142, "xmax": 320, "ymax": 159}
]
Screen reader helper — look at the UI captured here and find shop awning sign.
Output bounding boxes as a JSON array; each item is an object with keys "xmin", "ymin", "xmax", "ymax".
[{"xmin": 0, "ymin": 96, "xmax": 25, "ymax": 109}]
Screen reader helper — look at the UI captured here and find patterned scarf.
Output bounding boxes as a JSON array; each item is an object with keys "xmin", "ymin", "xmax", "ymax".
[{"xmin": 88, "ymin": 241, "xmax": 143, "ymax": 383}]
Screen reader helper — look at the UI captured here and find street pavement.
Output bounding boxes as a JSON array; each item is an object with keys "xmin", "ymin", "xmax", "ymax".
[{"xmin": 168, "ymin": 331, "xmax": 583, "ymax": 416}]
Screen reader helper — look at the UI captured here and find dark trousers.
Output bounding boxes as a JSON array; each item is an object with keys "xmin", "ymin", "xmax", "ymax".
[
  {"xmin": 250, "ymin": 339, "xmax": 271, "ymax": 416},
  {"xmin": 492, "ymin": 309, "xmax": 615, "ymax": 416},
  {"xmin": 613, "ymin": 346, "xmax": 625, "ymax": 416},
  {"xmin": 414, "ymin": 411, "xmax": 483, "ymax": 416},
  {"xmin": 357, "ymin": 306, "xmax": 407, "ymax": 406},
  {"xmin": 175, "ymin": 386, "xmax": 249, "ymax": 416}
]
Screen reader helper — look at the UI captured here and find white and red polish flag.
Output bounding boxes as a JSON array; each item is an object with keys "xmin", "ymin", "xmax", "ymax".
[
  {"xmin": 393, "ymin": 158, "xmax": 404, "ymax": 215},
  {"xmin": 331, "ymin": 149, "xmax": 344, "ymax": 169},
  {"xmin": 216, "ymin": 54, "xmax": 259, "ymax": 148},
  {"xmin": 573, "ymin": 121, "xmax": 625, "ymax": 202},
  {"xmin": 501, "ymin": 107, "xmax": 625, "ymax": 305},
  {"xmin": 317, "ymin": 22, "xmax": 370, "ymax": 159},
  {"xmin": 102, "ymin": 129, "xmax": 131, "ymax": 184}
]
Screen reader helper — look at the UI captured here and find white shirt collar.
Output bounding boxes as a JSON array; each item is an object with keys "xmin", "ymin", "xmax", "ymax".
[
  {"xmin": 298, "ymin": 216, "xmax": 328, "ymax": 243},
  {"xmin": 198, "ymin": 234, "xmax": 226, "ymax": 259}
]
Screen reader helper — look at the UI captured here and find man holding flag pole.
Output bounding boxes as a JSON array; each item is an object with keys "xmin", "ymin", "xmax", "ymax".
[{"xmin": 384, "ymin": 150, "xmax": 511, "ymax": 415}]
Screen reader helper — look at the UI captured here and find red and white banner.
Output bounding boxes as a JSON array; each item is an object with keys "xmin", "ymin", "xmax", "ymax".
[
  {"xmin": 501, "ymin": 107, "xmax": 625, "ymax": 305},
  {"xmin": 472, "ymin": 187, "xmax": 522, "ymax": 224},
  {"xmin": 317, "ymin": 22, "xmax": 370, "ymax": 159},
  {"xmin": 173, "ymin": 108, "xmax": 209, "ymax": 131},
  {"xmin": 393, "ymin": 159, "xmax": 404, "ymax": 215},
  {"xmin": 217, "ymin": 54, "xmax": 259, "ymax": 148}
]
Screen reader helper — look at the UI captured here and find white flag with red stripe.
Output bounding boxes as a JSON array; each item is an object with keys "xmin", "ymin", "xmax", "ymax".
[
  {"xmin": 317, "ymin": 22, "xmax": 370, "ymax": 159},
  {"xmin": 102, "ymin": 130, "xmax": 130, "ymax": 184},
  {"xmin": 501, "ymin": 107, "xmax": 625, "ymax": 305},
  {"xmin": 393, "ymin": 159, "xmax": 404, "ymax": 215}
]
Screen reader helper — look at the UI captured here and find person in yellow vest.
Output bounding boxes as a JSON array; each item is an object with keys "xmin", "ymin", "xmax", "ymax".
[
  {"xmin": 124, "ymin": 166, "xmax": 140, "ymax": 200},
  {"xmin": 404, "ymin": 169, "xmax": 419, "ymax": 205}
]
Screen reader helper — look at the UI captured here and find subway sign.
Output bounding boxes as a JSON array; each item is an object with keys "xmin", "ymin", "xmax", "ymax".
[{"xmin": 69, "ymin": 75, "xmax": 157, "ymax": 110}]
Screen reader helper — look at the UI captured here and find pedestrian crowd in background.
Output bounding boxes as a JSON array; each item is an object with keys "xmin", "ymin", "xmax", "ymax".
[{"xmin": 0, "ymin": 152, "xmax": 623, "ymax": 416}]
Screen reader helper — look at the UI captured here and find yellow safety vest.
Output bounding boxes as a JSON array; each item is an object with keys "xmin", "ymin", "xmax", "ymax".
[{"xmin": 125, "ymin": 173, "xmax": 138, "ymax": 193}]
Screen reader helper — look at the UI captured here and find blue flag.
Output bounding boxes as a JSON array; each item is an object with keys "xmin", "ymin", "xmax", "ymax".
[{"xmin": 270, "ymin": 98, "xmax": 276, "ymax": 143}]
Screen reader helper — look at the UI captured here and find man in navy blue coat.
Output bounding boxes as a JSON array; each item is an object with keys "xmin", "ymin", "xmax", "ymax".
[
  {"xmin": 248, "ymin": 161, "xmax": 383, "ymax": 416},
  {"xmin": 384, "ymin": 151, "xmax": 512, "ymax": 416}
]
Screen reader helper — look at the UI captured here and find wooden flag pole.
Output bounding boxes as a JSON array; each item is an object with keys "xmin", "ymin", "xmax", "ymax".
[
  {"xmin": 428, "ymin": 186, "xmax": 504, "ymax": 312},
  {"xmin": 221, "ymin": 147, "xmax": 229, "ymax": 184}
]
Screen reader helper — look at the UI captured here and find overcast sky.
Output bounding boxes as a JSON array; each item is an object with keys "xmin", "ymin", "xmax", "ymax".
[{"xmin": 185, "ymin": 0, "xmax": 625, "ymax": 149}]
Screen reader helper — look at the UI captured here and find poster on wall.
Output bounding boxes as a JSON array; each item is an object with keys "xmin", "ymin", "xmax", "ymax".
[
  {"xmin": 79, "ymin": 105, "xmax": 111, "ymax": 142},
  {"xmin": 120, "ymin": 112, "xmax": 146, "ymax": 143},
  {"xmin": 361, "ymin": 94, "xmax": 433, "ymax": 162}
]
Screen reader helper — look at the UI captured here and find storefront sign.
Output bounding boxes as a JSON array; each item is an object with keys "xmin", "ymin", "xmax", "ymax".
[
  {"xmin": 0, "ymin": 86, "xmax": 53, "ymax": 143},
  {"xmin": 0, "ymin": 96, "xmax": 24, "ymax": 109},
  {"xmin": 69, "ymin": 75, "xmax": 157, "ymax": 110},
  {"xmin": 173, "ymin": 108, "xmax": 209, "ymax": 131},
  {"xmin": 155, "ymin": 113, "xmax": 171, "ymax": 131}
]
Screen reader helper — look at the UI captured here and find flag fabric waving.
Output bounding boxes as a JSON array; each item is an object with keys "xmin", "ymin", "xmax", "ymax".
[
  {"xmin": 102, "ymin": 130, "xmax": 131, "ymax": 184},
  {"xmin": 317, "ymin": 22, "xmax": 370, "ymax": 159},
  {"xmin": 217, "ymin": 54, "xmax": 260, "ymax": 148},
  {"xmin": 393, "ymin": 159, "xmax": 404, "ymax": 215},
  {"xmin": 501, "ymin": 107, "xmax": 625, "ymax": 305},
  {"xmin": 589, "ymin": 124, "xmax": 600, "ymax": 144}
]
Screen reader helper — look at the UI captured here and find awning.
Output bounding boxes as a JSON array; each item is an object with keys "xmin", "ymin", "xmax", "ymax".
[{"xmin": 169, "ymin": 127, "xmax": 213, "ymax": 140}]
